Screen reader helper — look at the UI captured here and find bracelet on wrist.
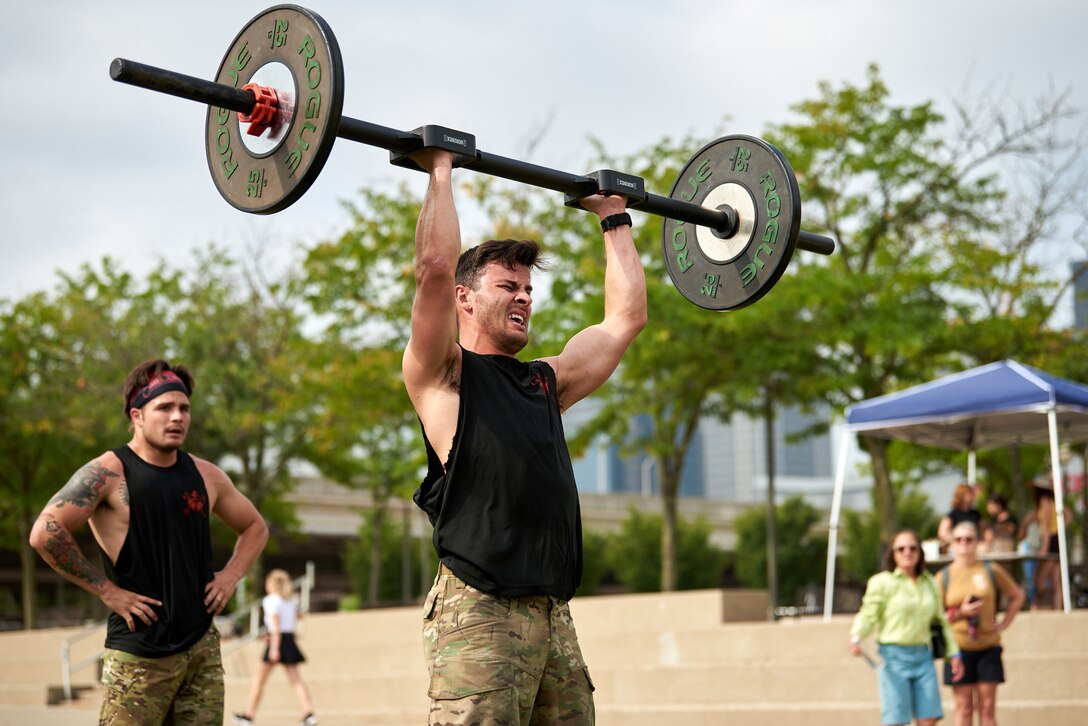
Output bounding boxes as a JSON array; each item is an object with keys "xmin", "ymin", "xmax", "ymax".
[{"xmin": 600, "ymin": 212, "xmax": 633, "ymax": 233}]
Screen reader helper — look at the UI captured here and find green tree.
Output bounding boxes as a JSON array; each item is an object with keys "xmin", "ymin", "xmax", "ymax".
[
  {"xmin": 734, "ymin": 495, "xmax": 828, "ymax": 606},
  {"xmin": 605, "ymin": 508, "xmax": 724, "ymax": 593},
  {"xmin": 167, "ymin": 246, "xmax": 319, "ymax": 588},
  {"xmin": 838, "ymin": 472, "xmax": 940, "ymax": 585},
  {"xmin": 575, "ymin": 528, "xmax": 612, "ymax": 597},
  {"xmin": 767, "ymin": 65, "xmax": 1085, "ymax": 544},
  {"xmin": 344, "ymin": 509, "xmax": 435, "ymax": 605},
  {"xmin": 300, "ymin": 188, "xmax": 429, "ymax": 603}
]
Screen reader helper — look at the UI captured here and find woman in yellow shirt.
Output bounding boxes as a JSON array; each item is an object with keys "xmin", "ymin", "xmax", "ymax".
[
  {"xmin": 939, "ymin": 522, "xmax": 1025, "ymax": 726},
  {"xmin": 849, "ymin": 530, "xmax": 964, "ymax": 726}
]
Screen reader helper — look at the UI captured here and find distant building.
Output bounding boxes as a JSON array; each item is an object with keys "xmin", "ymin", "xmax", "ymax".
[
  {"xmin": 565, "ymin": 398, "xmax": 872, "ymax": 511},
  {"xmin": 1073, "ymin": 261, "xmax": 1088, "ymax": 329}
]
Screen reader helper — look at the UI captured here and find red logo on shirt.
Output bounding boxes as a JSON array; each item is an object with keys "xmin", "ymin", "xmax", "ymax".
[
  {"xmin": 530, "ymin": 370, "xmax": 552, "ymax": 398},
  {"xmin": 182, "ymin": 490, "xmax": 207, "ymax": 516}
]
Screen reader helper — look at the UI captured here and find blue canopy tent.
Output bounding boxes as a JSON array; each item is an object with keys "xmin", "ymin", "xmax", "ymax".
[{"xmin": 823, "ymin": 360, "xmax": 1088, "ymax": 618}]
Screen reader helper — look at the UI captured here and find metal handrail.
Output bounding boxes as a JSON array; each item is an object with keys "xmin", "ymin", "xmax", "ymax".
[
  {"xmin": 59, "ymin": 621, "xmax": 106, "ymax": 702},
  {"xmin": 59, "ymin": 561, "xmax": 315, "ymax": 702}
]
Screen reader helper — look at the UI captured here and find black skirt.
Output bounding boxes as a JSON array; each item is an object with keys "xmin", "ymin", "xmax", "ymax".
[{"xmin": 262, "ymin": 632, "xmax": 306, "ymax": 664}]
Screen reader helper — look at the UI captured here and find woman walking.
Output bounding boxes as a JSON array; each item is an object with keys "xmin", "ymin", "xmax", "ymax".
[
  {"xmin": 849, "ymin": 529, "xmax": 964, "ymax": 725},
  {"xmin": 233, "ymin": 570, "xmax": 318, "ymax": 726},
  {"xmin": 939, "ymin": 521, "xmax": 1025, "ymax": 726}
]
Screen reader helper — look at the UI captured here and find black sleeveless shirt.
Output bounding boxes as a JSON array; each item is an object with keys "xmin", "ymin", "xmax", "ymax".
[
  {"xmin": 413, "ymin": 349, "xmax": 583, "ymax": 600},
  {"xmin": 101, "ymin": 446, "xmax": 214, "ymax": 657}
]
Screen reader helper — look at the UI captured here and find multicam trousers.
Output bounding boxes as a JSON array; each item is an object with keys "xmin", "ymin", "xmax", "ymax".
[
  {"xmin": 422, "ymin": 566, "xmax": 595, "ymax": 725},
  {"xmin": 99, "ymin": 624, "xmax": 224, "ymax": 725}
]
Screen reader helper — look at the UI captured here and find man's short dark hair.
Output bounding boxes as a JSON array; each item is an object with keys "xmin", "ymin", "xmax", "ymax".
[
  {"xmin": 122, "ymin": 358, "xmax": 195, "ymax": 418},
  {"xmin": 455, "ymin": 239, "xmax": 547, "ymax": 290}
]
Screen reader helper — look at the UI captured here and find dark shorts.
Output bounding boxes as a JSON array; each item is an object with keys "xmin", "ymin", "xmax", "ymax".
[
  {"xmin": 262, "ymin": 632, "xmax": 306, "ymax": 664},
  {"xmin": 944, "ymin": 645, "xmax": 1005, "ymax": 685}
]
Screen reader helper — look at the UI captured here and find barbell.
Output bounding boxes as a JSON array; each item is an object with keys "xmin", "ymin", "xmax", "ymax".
[{"xmin": 109, "ymin": 4, "xmax": 836, "ymax": 311}]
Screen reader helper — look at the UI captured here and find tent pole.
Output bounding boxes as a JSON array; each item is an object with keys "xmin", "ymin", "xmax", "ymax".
[
  {"xmin": 967, "ymin": 450, "xmax": 977, "ymax": 487},
  {"xmin": 824, "ymin": 428, "xmax": 852, "ymax": 622},
  {"xmin": 1046, "ymin": 408, "xmax": 1073, "ymax": 613}
]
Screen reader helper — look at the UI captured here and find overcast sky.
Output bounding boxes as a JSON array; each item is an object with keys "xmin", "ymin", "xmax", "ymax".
[{"xmin": 3, "ymin": 0, "xmax": 1085, "ymax": 303}]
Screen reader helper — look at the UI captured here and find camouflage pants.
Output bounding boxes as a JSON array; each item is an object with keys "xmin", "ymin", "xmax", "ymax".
[
  {"xmin": 422, "ymin": 567, "xmax": 595, "ymax": 725},
  {"xmin": 99, "ymin": 624, "xmax": 224, "ymax": 725}
]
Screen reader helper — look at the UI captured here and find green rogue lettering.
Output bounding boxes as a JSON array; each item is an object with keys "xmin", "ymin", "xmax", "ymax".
[
  {"xmin": 678, "ymin": 160, "xmax": 712, "ymax": 202},
  {"xmin": 740, "ymin": 170, "xmax": 786, "ymax": 285},
  {"xmin": 286, "ymin": 36, "xmax": 323, "ymax": 177},
  {"xmin": 226, "ymin": 43, "xmax": 251, "ymax": 87},
  {"xmin": 671, "ymin": 223, "xmax": 694, "ymax": 273}
]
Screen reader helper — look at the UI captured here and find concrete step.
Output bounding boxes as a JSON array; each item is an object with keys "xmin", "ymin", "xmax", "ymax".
[
  {"xmin": 28, "ymin": 697, "xmax": 1084, "ymax": 726},
  {"xmin": 0, "ymin": 683, "xmax": 51, "ymax": 707},
  {"xmin": 222, "ymin": 669, "xmax": 427, "ymax": 713},
  {"xmin": 589, "ymin": 651, "xmax": 1087, "ymax": 705},
  {"xmin": 593, "ymin": 700, "xmax": 1088, "ymax": 726}
]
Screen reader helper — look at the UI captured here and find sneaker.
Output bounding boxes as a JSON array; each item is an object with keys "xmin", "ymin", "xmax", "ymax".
[
  {"xmin": 300, "ymin": 714, "xmax": 318, "ymax": 726},
  {"xmin": 232, "ymin": 714, "xmax": 254, "ymax": 726}
]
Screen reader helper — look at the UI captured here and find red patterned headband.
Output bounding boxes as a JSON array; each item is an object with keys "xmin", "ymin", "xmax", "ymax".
[{"xmin": 127, "ymin": 370, "xmax": 190, "ymax": 414}]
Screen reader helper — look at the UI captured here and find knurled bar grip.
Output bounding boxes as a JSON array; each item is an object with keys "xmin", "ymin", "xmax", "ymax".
[{"xmin": 110, "ymin": 58, "xmax": 835, "ymax": 256}]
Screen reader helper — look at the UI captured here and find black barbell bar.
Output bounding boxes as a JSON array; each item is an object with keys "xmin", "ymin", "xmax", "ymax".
[{"xmin": 110, "ymin": 57, "xmax": 834, "ymax": 256}]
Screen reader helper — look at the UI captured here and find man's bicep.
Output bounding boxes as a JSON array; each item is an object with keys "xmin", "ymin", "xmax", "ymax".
[
  {"xmin": 213, "ymin": 483, "xmax": 264, "ymax": 534},
  {"xmin": 403, "ymin": 320, "xmax": 460, "ymax": 397},
  {"xmin": 554, "ymin": 324, "xmax": 628, "ymax": 408}
]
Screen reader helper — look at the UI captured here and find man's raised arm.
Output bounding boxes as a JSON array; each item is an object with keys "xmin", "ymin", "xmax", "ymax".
[
  {"xmin": 551, "ymin": 194, "xmax": 648, "ymax": 410},
  {"xmin": 403, "ymin": 150, "xmax": 462, "ymax": 401}
]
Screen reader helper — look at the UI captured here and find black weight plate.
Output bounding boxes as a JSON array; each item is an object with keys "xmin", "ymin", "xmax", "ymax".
[
  {"xmin": 662, "ymin": 135, "xmax": 801, "ymax": 310},
  {"xmin": 205, "ymin": 5, "xmax": 344, "ymax": 214}
]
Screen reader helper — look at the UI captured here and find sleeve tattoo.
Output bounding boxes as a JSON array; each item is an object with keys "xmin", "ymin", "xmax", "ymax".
[
  {"xmin": 38, "ymin": 515, "xmax": 106, "ymax": 587},
  {"xmin": 49, "ymin": 462, "xmax": 119, "ymax": 509}
]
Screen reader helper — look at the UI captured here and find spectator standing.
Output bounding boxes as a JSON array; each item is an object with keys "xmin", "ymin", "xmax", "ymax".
[
  {"xmin": 938, "ymin": 484, "xmax": 982, "ymax": 554},
  {"xmin": 981, "ymin": 494, "xmax": 1018, "ymax": 554},
  {"xmin": 28, "ymin": 358, "xmax": 268, "ymax": 725},
  {"xmin": 938, "ymin": 521, "xmax": 1025, "ymax": 726},
  {"xmin": 1032, "ymin": 482, "xmax": 1071, "ymax": 610},
  {"xmin": 1016, "ymin": 498, "xmax": 1041, "ymax": 607},
  {"xmin": 849, "ymin": 530, "xmax": 963, "ymax": 726}
]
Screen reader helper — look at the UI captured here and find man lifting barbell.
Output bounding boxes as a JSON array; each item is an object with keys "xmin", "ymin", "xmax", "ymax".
[{"xmin": 405, "ymin": 146, "xmax": 646, "ymax": 725}]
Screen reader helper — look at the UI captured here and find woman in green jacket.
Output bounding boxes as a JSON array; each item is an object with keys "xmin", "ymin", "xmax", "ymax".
[{"xmin": 849, "ymin": 529, "xmax": 964, "ymax": 725}]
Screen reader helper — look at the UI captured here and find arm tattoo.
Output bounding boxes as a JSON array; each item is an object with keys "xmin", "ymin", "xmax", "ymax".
[
  {"xmin": 39, "ymin": 516, "xmax": 106, "ymax": 588},
  {"xmin": 49, "ymin": 463, "xmax": 119, "ymax": 509}
]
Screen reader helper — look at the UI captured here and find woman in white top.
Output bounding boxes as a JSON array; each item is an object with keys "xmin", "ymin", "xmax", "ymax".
[{"xmin": 233, "ymin": 569, "xmax": 317, "ymax": 726}]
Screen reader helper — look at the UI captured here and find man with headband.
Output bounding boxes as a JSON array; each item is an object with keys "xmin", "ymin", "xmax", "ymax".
[{"xmin": 30, "ymin": 358, "xmax": 268, "ymax": 725}]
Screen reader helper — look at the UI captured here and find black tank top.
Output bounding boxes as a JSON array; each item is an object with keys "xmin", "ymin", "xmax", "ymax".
[
  {"xmin": 101, "ymin": 446, "xmax": 214, "ymax": 657},
  {"xmin": 414, "ymin": 349, "xmax": 582, "ymax": 600}
]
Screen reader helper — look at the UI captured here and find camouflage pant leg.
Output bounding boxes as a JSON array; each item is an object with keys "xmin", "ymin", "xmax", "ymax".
[
  {"xmin": 167, "ymin": 626, "xmax": 224, "ymax": 725},
  {"xmin": 99, "ymin": 625, "xmax": 224, "ymax": 726},
  {"xmin": 422, "ymin": 569, "xmax": 595, "ymax": 726},
  {"xmin": 528, "ymin": 600, "xmax": 594, "ymax": 726}
]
